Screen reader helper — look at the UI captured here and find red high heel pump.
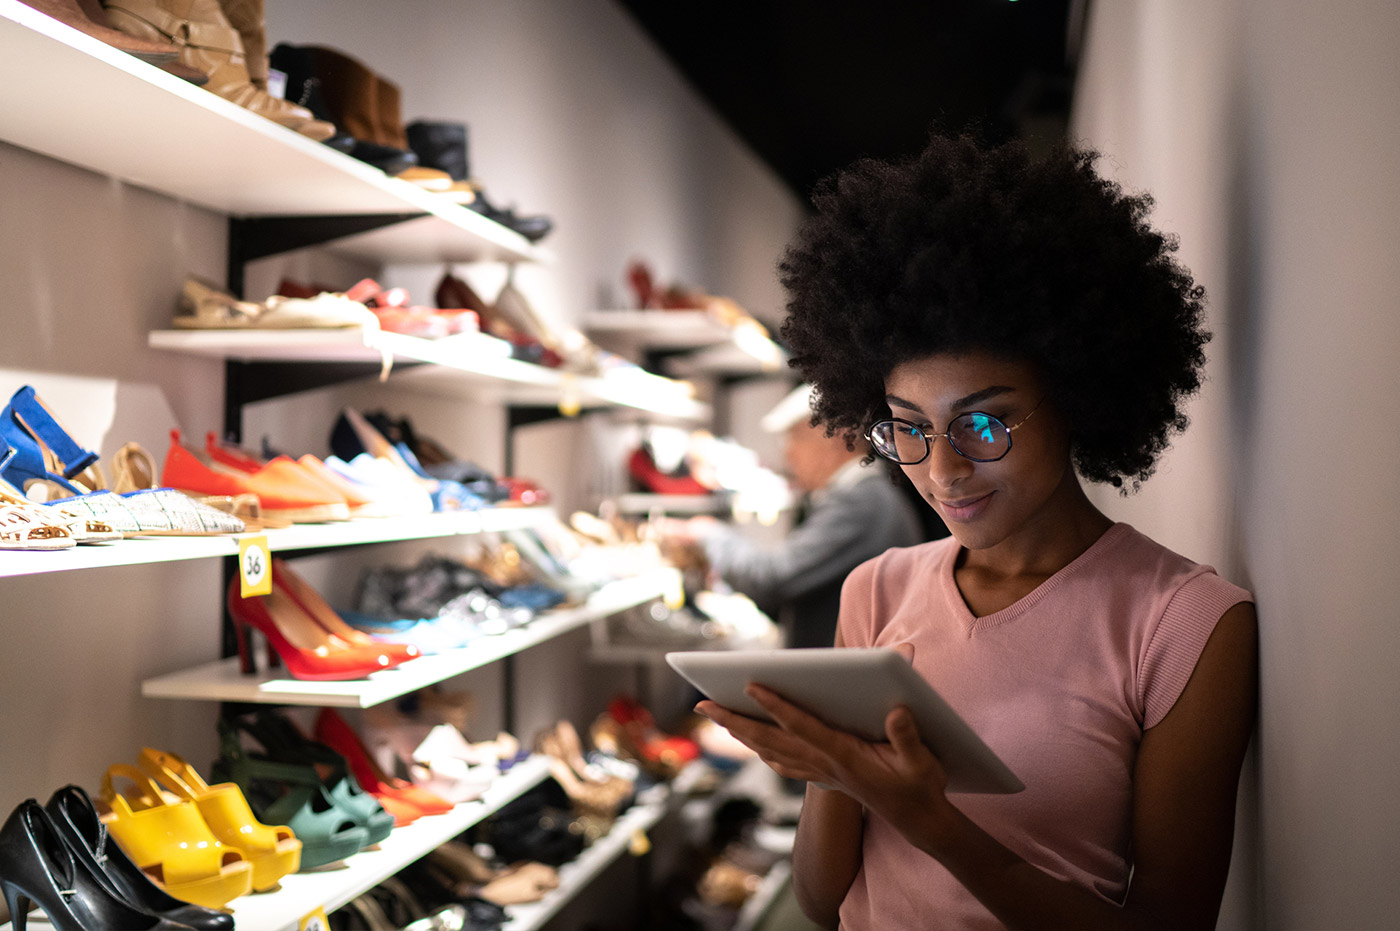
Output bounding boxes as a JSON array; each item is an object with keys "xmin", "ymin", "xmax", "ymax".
[
  {"xmin": 226, "ymin": 577, "xmax": 402, "ymax": 681},
  {"xmin": 313, "ymin": 709, "xmax": 455, "ymax": 824},
  {"xmin": 270, "ymin": 559, "xmax": 419, "ymax": 666}
]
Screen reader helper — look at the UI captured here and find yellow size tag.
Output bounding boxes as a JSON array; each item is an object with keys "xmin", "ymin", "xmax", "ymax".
[
  {"xmin": 238, "ymin": 535, "xmax": 272, "ymax": 598},
  {"xmin": 558, "ymin": 373, "xmax": 581, "ymax": 418},
  {"xmin": 298, "ymin": 907, "xmax": 330, "ymax": 931},
  {"xmin": 662, "ymin": 567, "xmax": 685, "ymax": 610},
  {"xmin": 629, "ymin": 828, "xmax": 651, "ymax": 857}
]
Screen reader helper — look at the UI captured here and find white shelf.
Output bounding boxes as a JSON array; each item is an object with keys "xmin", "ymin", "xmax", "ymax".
[
  {"xmin": 227, "ymin": 755, "xmax": 552, "ymax": 931},
  {"xmin": 611, "ymin": 492, "xmax": 732, "ymax": 515},
  {"xmin": 141, "ymin": 569, "xmax": 681, "ymax": 707},
  {"xmin": 584, "ymin": 310, "xmax": 788, "ymax": 378},
  {"xmin": 583, "ymin": 310, "xmax": 735, "ymax": 351},
  {"xmin": 0, "ymin": 506, "xmax": 556, "ymax": 580},
  {"xmin": 0, "ymin": 0, "xmax": 546, "ymax": 265},
  {"xmin": 147, "ymin": 329, "xmax": 711, "ymax": 421},
  {"xmin": 663, "ymin": 340, "xmax": 789, "ymax": 378},
  {"xmin": 504, "ymin": 792, "xmax": 669, "ymax": 931}
]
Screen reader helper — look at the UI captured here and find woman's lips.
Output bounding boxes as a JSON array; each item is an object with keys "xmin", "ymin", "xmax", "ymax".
[{"xmin": 937, "ymin": 491, "xmax": 994, "ymax": 522}]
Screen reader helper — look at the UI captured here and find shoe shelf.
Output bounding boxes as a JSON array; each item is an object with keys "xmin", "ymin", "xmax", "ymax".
[
  {"xmin": 0, "ymin": 0, "xmax": 545, "ymax": 266},
  {"xmin": 147, "ymin": 328, "xmax": 712, "ymax": 421},
  {"xmin": 503, "ymin": 788, "xmax": 670, "ymax": 931},
  {"xmin": 583, "ymin": 310, "xmax": 788, "ymax": 378},
  {"xmin": 610, "ymin": 491, "xmax": 733, "ymax": 515},
  {"xmin": 140, "ymin": 568, "xmax": 683, "ymax": 708},
  {"xmin": 0, "ymin": 505, "xmax": 556, "ymax": 580},
  {"xmin": 583, "ymin": 310, "xmax": 738, "ymax": 352},
  {"xmin": 226, "ymin": 754, "xmax": 554, "ymax": 931}
]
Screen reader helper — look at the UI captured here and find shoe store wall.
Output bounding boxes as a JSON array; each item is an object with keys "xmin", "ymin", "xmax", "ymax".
[
  {"xmin": 1069, "ymin": 1, "xmax": 1400, "ymax": 927},
  {"xmin": 0, "ymin": 0, "xmax": 802, "ymax": 822}
]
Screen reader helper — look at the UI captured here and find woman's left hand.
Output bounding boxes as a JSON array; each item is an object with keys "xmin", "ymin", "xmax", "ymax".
[{"xmin": 696, "ymin": 684, "xmax": 954, "ymax": 847}]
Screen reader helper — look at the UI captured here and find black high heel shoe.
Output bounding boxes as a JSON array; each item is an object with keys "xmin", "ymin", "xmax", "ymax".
[
  {"xmin": 0, "ymin": 799, "xmax": 189, "ymax": 931},
  {"xmin": 44, "ymin": 785, "xmax": 235, "ymax": 931}
]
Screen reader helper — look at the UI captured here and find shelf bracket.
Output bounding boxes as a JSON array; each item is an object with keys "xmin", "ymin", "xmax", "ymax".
[
  {"xmin": 223, "ymin": 358, "xmax": 422, "ymax": 442},
  {"xmin": 226, "ymin": 213, "xmax": 424, "ymax": 296}
]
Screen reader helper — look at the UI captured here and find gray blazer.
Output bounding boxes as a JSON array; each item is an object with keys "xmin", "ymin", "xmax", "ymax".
[{"xmin": 703, "ymin": 467, "xmax": 925, "ymax": 648}]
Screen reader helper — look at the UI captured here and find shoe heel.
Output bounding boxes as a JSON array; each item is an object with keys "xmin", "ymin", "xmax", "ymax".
[
  {"xmin": 233, "ymin": 618, "xmax": 258, "ymax": 675},
  {"xmin": 4, "ymin": 885, "xmax": 31, "ymax": 931}
]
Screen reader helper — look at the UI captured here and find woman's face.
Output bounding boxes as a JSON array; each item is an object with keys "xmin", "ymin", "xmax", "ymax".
[{"xmin": 883, "ymin": 352, "xmax": 1074, "ymax": 552}]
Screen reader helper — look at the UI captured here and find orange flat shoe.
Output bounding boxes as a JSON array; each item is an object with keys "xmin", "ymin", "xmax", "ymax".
[{"xmin": 161, "ymin": 430, "xmax": 349, "ymax": 523}]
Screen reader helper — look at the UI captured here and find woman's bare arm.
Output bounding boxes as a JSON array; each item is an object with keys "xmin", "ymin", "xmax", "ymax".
[{"xmin": 792, "ymin": 785, "xmax": 864, "ymax": 927}]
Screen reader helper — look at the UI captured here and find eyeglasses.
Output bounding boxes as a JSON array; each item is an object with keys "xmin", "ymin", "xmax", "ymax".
[{"xmin": 866, "ymin": 399, "xmax": 1043, "ymax": 464}]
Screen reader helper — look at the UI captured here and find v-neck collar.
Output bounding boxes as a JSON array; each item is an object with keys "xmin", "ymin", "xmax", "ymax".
[{"xmin": 941, "ymin": 522, "xmax": 1131, "ymax": 634}]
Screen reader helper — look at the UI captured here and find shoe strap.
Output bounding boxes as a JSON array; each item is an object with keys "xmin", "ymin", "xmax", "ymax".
[{"xmin": 3, "ymin": 386, "xmax": 98, "ymax": 483}]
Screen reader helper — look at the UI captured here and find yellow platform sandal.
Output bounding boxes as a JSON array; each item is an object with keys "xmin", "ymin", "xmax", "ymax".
[
  {"xmin": 137, "ymin": 747, "xmax": 302, "ymax": 891},
  {"xmin": 98, "ymin": 764, "xmax": 254, "ymax": 909}
]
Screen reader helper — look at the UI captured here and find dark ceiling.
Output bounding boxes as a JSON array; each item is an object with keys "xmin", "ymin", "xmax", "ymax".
[{"xmin": 618, "ymin": 0, "xmax": 1084, "ymax": 201}]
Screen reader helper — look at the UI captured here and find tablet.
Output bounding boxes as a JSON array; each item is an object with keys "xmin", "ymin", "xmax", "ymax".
[{"xmin": 666, "ymin": 648, "xmax": 1023, "ymax": 794}]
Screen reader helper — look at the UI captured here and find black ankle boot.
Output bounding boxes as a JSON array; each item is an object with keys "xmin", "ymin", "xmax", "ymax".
[
  {"xmin": 405, "ymin": 120, "xmax": 470, "ymax": 181},
  {"xmin": 0, "ymin": 799, "xmax": 189, "ymax": 931}
]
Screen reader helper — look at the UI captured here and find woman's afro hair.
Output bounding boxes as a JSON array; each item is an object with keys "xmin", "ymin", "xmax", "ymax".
[{"xmin": 778, "ymin": 134, "xmax": 1210, "ymax": 493}]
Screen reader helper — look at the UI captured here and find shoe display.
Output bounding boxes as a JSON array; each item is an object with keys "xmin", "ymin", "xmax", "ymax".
[
  {"xmin": 227, "ymin": 573, "xmax": 403, "ymax": 680},
  {"xmin": 300, "ymin": 45, "xmax": 421, "ymax": 175},
  {"xmin": 18, "ymin": 0, "xmax": 178, "ymax": 62},
  {"xmin": 0, "ymin": 502, "xmax": 74, "ymax": 550},
  {"xmin": 174, "ymin": 277, "xmax": 378, "ymax": 329},
  {"xmin": 97, "ymin": 764, "xmax": 255, "ymax": 909},
  {"xmin": 217, "ymin": 709, "xmax": 397, "ymax": 844},
  {"xmin": 162, "ymin": 429, "xmax": 351, "ymax": 523},
  {"xmin": 136, "ymin": 746, "xmax": 301, "ymax": 891},
  {"xmin": 0, "ymin": 799, "xmax": 193, "ymax": 931},
  {"xmin": 210, "ymin": 717, "xmax": 372, "ymax": 871},
  {"xmin": 404, "ymin": 120, "xmax": 479, "ymax": 204},
  {"xmin": 100, "ymin": 0, "xmax": 336, "ymax": 140},
  {"xmin": 272, "ymin": 557, "xmax": 420, "ymax": 666},
  {"xmin": 314, "ymin": 709, "xmax": 456, "ymax": 824},
  {"xmin": 0, "ymin": 479, "xmax": 120, "ymax": 545},
  {"xmin": 44, "ymin": 785, "xmax": 235, "ymax": 931},
  {"xmin": 0, "ymin": 385, "xmax": 101, "ymax": 499}
]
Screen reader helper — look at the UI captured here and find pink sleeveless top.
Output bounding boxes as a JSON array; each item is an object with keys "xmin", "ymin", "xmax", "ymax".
[{"xmin": 835, "ymin": 523, "xmax": 1251, "ymax": 930}]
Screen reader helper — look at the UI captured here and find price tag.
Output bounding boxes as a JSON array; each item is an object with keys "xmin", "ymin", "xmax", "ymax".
[
  {"xmin": 237, "ymin": 535, "xmax": 272, "ymax": 598},
  {"xmin": 298, "ymin": 907, "xmax": 330, "ymax": 931},
  {"xmin": 558, "ymin": 373, "xmax": 581, "ymax": 418},
  {"xmin": 662, "ymin": 567, "xmax": 685, "ymax": 610},
  {"xmin": 629, "ymin": 828, "xmax": 651, "ymax": 857}
]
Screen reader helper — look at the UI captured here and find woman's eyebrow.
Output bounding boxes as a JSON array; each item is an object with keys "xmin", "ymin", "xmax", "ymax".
[{"xmin": 886, "ymin": 385, "xmax": 1017, "ymax": 414}]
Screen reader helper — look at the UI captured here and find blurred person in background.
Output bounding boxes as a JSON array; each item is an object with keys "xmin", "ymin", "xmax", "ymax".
[{"xmin": 660, "ymin": 383, "xmax": 929, "ymax": 649}]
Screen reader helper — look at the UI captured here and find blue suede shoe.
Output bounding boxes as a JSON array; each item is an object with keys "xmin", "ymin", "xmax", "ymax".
[{"xmin": 0, "ymin": 386, "xmax": 100, "ymax": 497}]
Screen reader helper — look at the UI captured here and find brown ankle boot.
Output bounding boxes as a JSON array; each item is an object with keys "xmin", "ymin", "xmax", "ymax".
[
  {"xmin": 214, "ymin": 0, "xmax": 265, "ymax": 89},
  {"xmin": 20, "ymin": 0, "xmax": 178, "ymax": 62},
  {"xmin": 305, "ymin": 45, "xmax": 380, "ymax": 144},
  {"xmin": 102, "ymin": 0, "xmax": 335, "ymax": 141}
]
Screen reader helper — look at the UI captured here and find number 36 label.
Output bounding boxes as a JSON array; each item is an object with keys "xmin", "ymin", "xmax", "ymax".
[
  {"xmin": 299, "ymin": 908, "xmax": 330, "ymax": 931},
  {"xmin": 238, "ymin": 535, "xmax": 272, "ymax": 598}
]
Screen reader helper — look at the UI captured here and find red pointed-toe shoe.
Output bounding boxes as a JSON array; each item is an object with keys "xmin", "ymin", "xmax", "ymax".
[
  {"xmin": 313, "ymin": 709, "xmax": 455, "ymax": 823},
  {"xmin": 226, "ymin": 577, "xmax": 400, "ymax": 681}
]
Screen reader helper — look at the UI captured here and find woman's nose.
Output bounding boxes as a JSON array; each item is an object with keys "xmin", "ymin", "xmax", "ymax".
[{"xmin": 922, "ymin": 434, "xmax": 974, "ymax": 488}]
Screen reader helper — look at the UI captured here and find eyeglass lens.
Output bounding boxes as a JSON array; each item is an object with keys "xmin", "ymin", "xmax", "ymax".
[{"xmin": 872, "ymin": 413, "xmax": 1011, "ymax": 463}]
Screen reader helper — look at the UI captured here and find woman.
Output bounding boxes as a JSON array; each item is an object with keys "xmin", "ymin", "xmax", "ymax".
[{"xmin": 696, "ymin": 136, "xmax": 1257, "ymax": 930}]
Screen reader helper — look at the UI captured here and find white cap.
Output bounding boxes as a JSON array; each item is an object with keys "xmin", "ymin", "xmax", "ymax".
[{"xmin": 760, "ymin": 383, "xmax": 816, "ymax": 433}]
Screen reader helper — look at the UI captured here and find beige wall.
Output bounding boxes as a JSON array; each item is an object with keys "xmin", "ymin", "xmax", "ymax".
[{"xmin": 1072, "ymin": 1, "xmax": 1400, "ymax": 926}]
